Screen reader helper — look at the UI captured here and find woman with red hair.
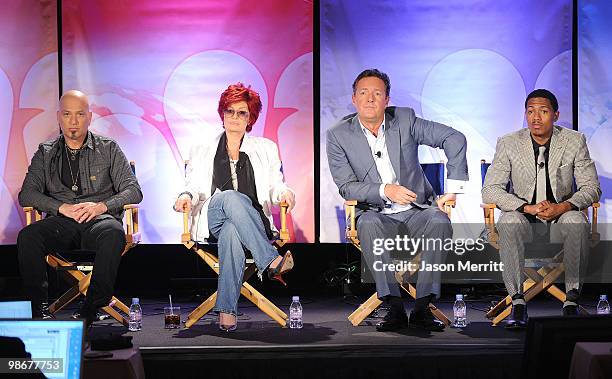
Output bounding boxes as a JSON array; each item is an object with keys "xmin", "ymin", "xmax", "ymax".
[{"xmin": 173, "ymin": 83, "xmax": 295, "ymax": 331}]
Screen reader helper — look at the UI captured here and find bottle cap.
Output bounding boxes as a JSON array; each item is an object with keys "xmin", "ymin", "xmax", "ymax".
[
  {"xmin": 292, "ymin": 296, "xmax": 299, "ymax": 301},
  {"xmin": 132, "ymin": 298, "xmax": 140, "ymax": 304},
  {"xmin": 456, "ymin": 294, "xmax": 463, "ymax": 300}
]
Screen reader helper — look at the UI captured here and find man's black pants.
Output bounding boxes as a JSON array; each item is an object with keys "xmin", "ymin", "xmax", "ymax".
[{"xmin": 17, "ymin": 216, "xmax": 126, "ymax": 315}]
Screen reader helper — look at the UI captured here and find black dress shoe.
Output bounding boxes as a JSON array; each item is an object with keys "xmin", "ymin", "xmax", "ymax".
[
  {"xmin": 33, "ymin": 303, "xmax": 54, "ymax": 319},
  {"xmin": 376, "ymin": 308, "xmax": 408, "ymax": 332},
  {"xmin": 505, "ymin": 303, "xmax": 528, "ymax": 329},
  {"xmin": 563, "ymin": 304, "xmax": 579, "ymax": 316},
  {"xmin": 71, "ymin": 304, "xmax": 97, "ymax": 327},
  {"xmin": 408, "ymin": 308, "xmax": 445, "ymax": 332}
]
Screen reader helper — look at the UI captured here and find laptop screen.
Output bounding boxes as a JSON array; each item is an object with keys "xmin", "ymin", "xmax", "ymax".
[
  {"xmin": 0, "ymin": 319, "xmax": 84, "ymax": 379},
  {"xmin": 0, "ymin": 301, "xmax": 32, "ymax": 318}
]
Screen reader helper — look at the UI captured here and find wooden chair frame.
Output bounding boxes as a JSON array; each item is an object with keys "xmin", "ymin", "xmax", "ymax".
[
  {"xmin": 480, "ymin": 159, "xmax": 600, "ymax": 325},
  {"xmin": 345, "ymin": 199, "xmax": 455, "ymax": 327},
  {"xmin": 23, "ymin": 204, "xmax": 141, "ymax": 326},
  {"xmin": 180, "ymin": 202, "xmax": 291, "ymax": 328}
]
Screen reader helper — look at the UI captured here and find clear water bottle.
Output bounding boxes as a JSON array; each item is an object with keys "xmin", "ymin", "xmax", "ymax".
[
  {"xmin": 597, "ymin": 295, "xmax": 610, "ymax": 315},
  {"xmin": 452, "ymin": 294, "xmax": 467, "ymax": 328},
  {"xmin": 128, "ymin": 298, "xmax": 142, "ymax": 331},
  {"xmin": 289, "ymin": 296, "xmax": 303, "ymax": 329}
]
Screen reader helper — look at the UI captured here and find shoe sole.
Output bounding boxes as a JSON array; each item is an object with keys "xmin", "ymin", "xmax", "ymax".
[{"xmin": 280, "ymin": 251, "xmax": 294, "ymax": 273}]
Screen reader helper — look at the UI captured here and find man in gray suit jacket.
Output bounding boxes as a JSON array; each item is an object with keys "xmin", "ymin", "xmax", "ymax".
[
  {"xmin": 327, "ymin": 69, "xmax": 468, "ymax": 332},
  {"xmin": 482, "ymin": 89, "xmax": 601, "ymax": 328}
]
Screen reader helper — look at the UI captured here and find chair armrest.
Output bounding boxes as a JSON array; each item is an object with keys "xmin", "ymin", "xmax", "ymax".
[
  {"xmin": 443, "ymin": 199, "xmax": 456, "ymax": 217},
  {"xmin": 279, "ymin": 201, "xmax": 290, "ymax": 243},
  {"xmin": 122, "ymin": 204, "xmax": 140, "ymax": 243},
  {"xmin": 22, "ymin": 207, "xmax": 42, "ymax": 226},
  {"xmin": 344, "ymin": 200, "xmax": 359, "ymax": 243},
  {"xmin": 591, "ymin": 202, "xmax": 600, "ymax": 224},
  {"xmin": 180, "ymin": 210, "xmax": 191, "ymax": 244},
  {"xmin": 480, "ymin": 203, "xmax": 496, "ymax": 209},
  {"xmin": 480, "ymin": 203, "xmax": 497, "ymax": 225},
  {"xmin": 479, "ymin": 203, "xmax": 498, "ymax": 247},
  {"xmin": 590, "ymin": 202, "xmax": 600, "ymax": 243}
]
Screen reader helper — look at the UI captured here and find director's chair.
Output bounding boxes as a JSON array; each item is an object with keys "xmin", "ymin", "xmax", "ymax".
[
  {"xmin": 347, "ymin": 163, "xmax": 453, "ymax": 326},
  {"xmin": 22, "ymin": 161, "xmax": 141, "ymax": 326},
  {"xmin": 180, "ymin": 202, "xmax": 291, "ymax": 328},
  {"xmin": 480, "ymin": 159, "xmax": 600, "ymax": 325}
]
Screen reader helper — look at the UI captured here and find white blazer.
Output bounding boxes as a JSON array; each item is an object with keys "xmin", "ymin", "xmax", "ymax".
[{"xmin": 183, "ymin": 132, "xmax": 293, "ymax": 241}]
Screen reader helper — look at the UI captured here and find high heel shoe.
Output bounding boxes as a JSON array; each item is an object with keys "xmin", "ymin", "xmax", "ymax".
[
  {"xmin": 267, "ymin": 251, "xmax": 294, "ymax": 286},
  {"xmin": 218, "ymin": 313, "xmax": 237, "ymax": 332}
]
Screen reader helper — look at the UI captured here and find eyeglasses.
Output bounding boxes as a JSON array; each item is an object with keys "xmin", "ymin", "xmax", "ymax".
[{"xmin": 223, "ymin": 108, "xmax": 249, "ymax": 120}]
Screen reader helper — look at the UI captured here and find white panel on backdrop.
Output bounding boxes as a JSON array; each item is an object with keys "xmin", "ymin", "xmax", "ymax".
[
  {"xmin": 320, "ymin": 0, "xmax": 573, "ymax": 242},
  {"xmin": 579, "ymin": 0, "xmax": 612, "ymax": 226}
]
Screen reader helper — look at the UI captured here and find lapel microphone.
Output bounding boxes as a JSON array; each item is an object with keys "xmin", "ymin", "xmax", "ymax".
[
  {"xmin": 521, "ymin": 159, "xmax": 547, "ymax": 205},
  {"xmin": 360, "ymin": 151, "xmax": 382, "ymax": 182}
]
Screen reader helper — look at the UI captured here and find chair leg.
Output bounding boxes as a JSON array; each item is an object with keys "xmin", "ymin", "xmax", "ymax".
[
  {"xmin": 49, "ymin": 268, "xmax": 89, "ymax": 314},
  {"xmin": 491, "ymin": 306, "xmax": 513, "ymax": 326},
  {"xmin": 194, "ymin": 248, "xmax": 220, "ymax": 273},
  {"xmin": 49, "ymin": 285, "xmax": 81, "ymax": 314},
  {"xmin": 240, "ymin": 282, "xmax": 288, "ymax": 327},
  {"xmin": 523, "ymin": 265, "xmax": 565, "ymax": 302},
  {"xmin": 486, "ymin": 295, "xmax": 512, "ymax": 319},
  {"xmin": 486, "ymin": 276, "xmax": 538, "ymax": 319},
  {"xmin": 347, "ymin": 249, "xmax": 450, "ymax": 326},
  {"xmin": 49, "ymin": 280, "xmax": 129, "ymax": 327},
  {"xmin": 184, "ymin": 282, "xmax": 289, "ymax": 329},
  {"xmin": 44, "ymin": 242, "xmax": 137, "ymax": 321},
  {"xmin": 348, "ymin": 292, "xmax": 382, "ymax": 326},
  {"xmin": 399, "ymin": 284, "xmax": 451, "ymax": 326},
  {"xmin": 101, "ymin": 305, "xmax": 128, "ymax": 326},
  {"xmin": 111, "ymin": 297, "xmax": 130, "ymax": 314},
  {"xmin": 185, "ymin": 292, "xmax": 218, "ymax": 329},
  {"xmin": 525, "ymin": 267, "xmax": 566, "ymax": 303},
  {"xmin": 189, "ymin": 246, "xmax": 288, "ymax": 327},
  {"xmin": 491, "ymin": 265, "xmax": 566, "ymax": 326},
  {"xmin": 489, "ymin": 277, "xmax": 538, "ymax": 325}
]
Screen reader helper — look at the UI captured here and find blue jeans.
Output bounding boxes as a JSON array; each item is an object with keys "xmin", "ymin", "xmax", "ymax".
[{"xmin": 208, "ymin": 191, "xmax": 279, "ymax": 316}]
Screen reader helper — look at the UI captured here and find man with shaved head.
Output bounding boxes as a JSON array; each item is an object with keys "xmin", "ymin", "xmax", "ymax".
[{"xmin": 17, "ymin": 90, "xmax": 143, "ymax": 326}]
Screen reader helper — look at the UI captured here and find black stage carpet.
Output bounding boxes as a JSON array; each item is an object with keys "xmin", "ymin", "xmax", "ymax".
[{"xmin": 54, "ymin": 295, "xmax": 590, "ymax": 379}]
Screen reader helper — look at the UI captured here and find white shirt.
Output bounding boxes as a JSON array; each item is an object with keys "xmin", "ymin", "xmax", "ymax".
[
  {"xmin": 230, "ymin": 159, "xmax": 239, "ymax": 190},
  {"xmin": 182, "ymin": 132, "xmax": 293, "ymax": 241},
  {"xmin": 360, "ymin": 117, "xmax": 411, "ymax": 214},
  {"xmin": 359, "ymin": 117, "xmax": 466, "ymax": 214}
]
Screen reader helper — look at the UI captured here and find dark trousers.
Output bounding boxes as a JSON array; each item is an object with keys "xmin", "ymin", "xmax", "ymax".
[
  {"xmin": 357, "ymin": 207, "xmax": 452, "ymax": 300},
  {"xmin": 17, "ymin": 216, "xmax": 126, "ymax": 314}
]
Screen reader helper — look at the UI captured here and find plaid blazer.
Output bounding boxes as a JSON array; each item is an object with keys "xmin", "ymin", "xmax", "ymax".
[{"xmin": 482, "ymin": 126, "xmax": 600, "ymax": 211}]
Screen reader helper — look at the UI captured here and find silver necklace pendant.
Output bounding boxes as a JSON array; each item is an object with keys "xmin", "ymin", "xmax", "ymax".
[
  {"xmin": 71, "ymin": 185, "xmax": 78, "ymax": 192},
  {"xmin": 71, "ymin": 155, "xmax": 76, "ymax": 161}
]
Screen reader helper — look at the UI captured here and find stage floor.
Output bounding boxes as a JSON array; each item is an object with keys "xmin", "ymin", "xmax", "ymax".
[
  {"xmin": 57, "ymin": 295, "xmax": 583, "ymax": 378},
  {"xmin": 86, "ymin": 296, "xmax": 530, "ymax": 348}
]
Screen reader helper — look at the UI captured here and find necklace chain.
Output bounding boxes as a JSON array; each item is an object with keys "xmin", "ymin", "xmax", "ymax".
[{"xmin": 64, "ymin": 144, "xmax": 80, "ymax": 192}]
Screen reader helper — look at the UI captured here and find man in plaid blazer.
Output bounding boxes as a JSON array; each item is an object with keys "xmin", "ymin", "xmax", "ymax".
[
  {"xmin": 482, "ymin": 89, "xmax": 601, "ymax": 328},
  {"xmin": 17, "ymin": 90, "xmax": 142, "ymax": 325}
]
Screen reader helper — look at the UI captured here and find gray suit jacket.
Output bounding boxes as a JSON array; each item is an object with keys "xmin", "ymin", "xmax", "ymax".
[
  {"xmin": 482, "ymin": 126, "xmax": 601, "ymax": 211},
  {"xmin": 326, "ymin": 106, "xmax": 468, "ymax": 212}
]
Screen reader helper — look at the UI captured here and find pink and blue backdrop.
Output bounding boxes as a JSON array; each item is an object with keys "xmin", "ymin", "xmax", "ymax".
[
  {"xmin": 57, "ymin": 0, "xmax": 314, "ymax": 244},
  {"xmin": 0, "ymin": 0, "xmax": 58, "ymax": 244}
]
